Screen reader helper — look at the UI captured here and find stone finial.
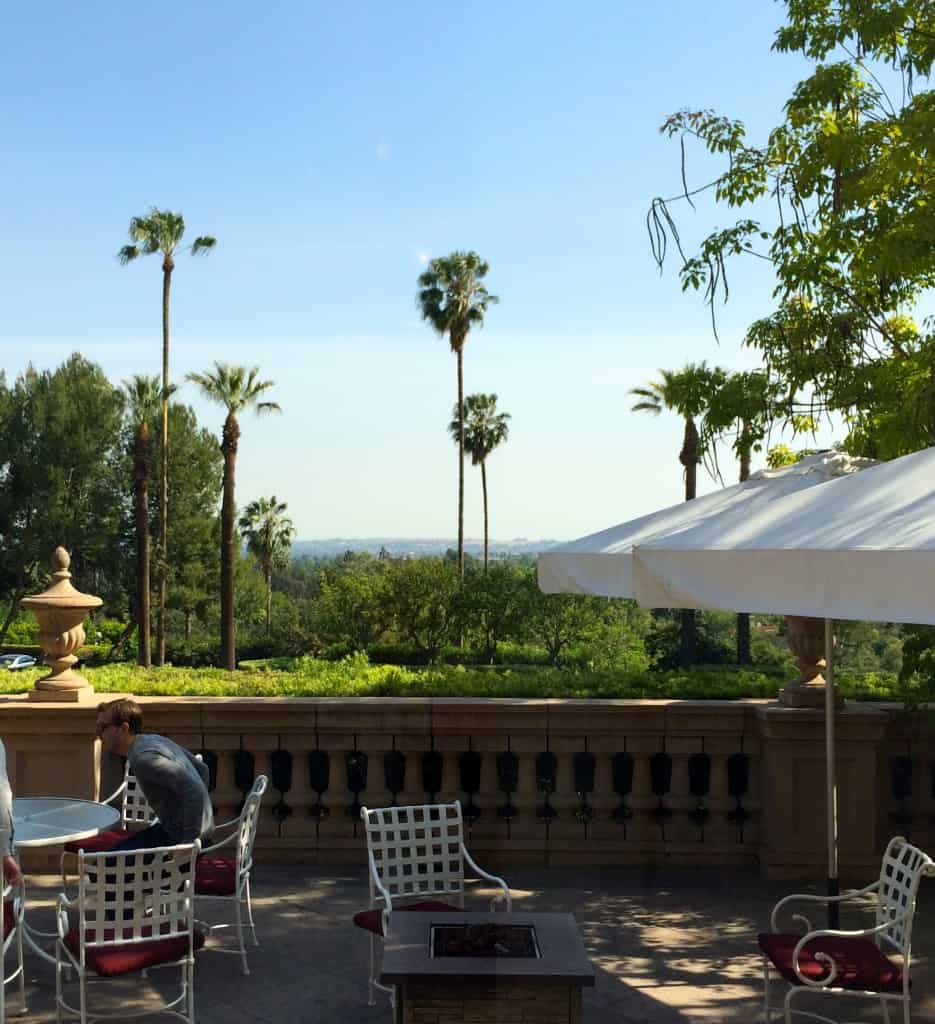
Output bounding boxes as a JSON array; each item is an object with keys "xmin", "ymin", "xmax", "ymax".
[{"xmin": 21, "ymin": 546, "xmax": 102, "ymax": 703}]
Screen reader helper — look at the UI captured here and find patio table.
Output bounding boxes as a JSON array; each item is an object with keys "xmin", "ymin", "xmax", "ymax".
[{"xmin": 13, "ymin": 796, "xmax": 121, "ymax": 964}]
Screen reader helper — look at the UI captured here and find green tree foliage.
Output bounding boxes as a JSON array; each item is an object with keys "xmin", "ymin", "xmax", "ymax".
[
  {"xmin": 119, "ymin": 209, "xmax": 216, "ymax": 664},
  {"xmin": 0, "ymin": 355, "xmax": 126, "ymax": 641},
  {"xmin": 239, "ymin": 496, "xmax": 295, "ymax": 637},
  {"xmin": 418, "ymin": 252, "xmax": 499, "ymax": 578},
  {"xmin": 381, "ymin": 558, "xmax": 460, "ymax": 662},
  {"xmin": 187, "ymin": 363, "xmax": 280, "ymax": 669},
  {"xmin": 315, "ymin": 561, "xmax": 390, "ymax": 652},
  {"xmin": 454, "ymin": 563, "xmax": 527, "ymax": 663},
  {"xmin": 649, "ymin": 1, "xmax": 935, "ymax": 457},
  {"xmin": 448, "ymin": 393, "xmax": 511, "ymax": 570}
]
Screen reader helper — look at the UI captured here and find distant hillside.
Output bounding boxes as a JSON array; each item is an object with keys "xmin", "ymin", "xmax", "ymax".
[{"xmin": 291, "ymin": 537, "xmax": 559, "ymax": 559}]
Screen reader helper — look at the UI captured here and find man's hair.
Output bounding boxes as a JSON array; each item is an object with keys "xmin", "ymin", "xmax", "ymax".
[{"xmin": 97, "ymin": 697, "xmax": 143, "ymax": 735}]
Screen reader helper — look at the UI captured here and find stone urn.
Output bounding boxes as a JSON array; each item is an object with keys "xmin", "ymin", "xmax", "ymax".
[
  {"xmin": 780, "ymin": 614, "xmax": 844, "ymax": 709},
  {"xmin": 21, "ymin": 547, "xmax": 102, "ymax": 703}
]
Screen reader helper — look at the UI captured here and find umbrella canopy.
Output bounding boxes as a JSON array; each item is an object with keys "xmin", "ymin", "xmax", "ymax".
[
  {"xmin": 537, "ymin": 452, "xmax": 875, "ymax": 599},
  {"xmin": 630, "ymin": 445, "xmax": 935, "ymax": 624}
]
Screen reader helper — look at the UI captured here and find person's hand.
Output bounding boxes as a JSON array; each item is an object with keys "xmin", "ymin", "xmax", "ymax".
[{"xmin": 2, "ymin": 855, "xmax": 22, "ymax": 886}]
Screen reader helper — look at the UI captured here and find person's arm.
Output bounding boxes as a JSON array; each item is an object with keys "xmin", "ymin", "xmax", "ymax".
[{"xmin": 0, "ymin": 742, "xmax": 21, "ymax": 883}]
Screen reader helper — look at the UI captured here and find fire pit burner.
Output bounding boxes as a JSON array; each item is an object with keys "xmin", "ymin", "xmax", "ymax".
[{"xmin": 431, "ymin": 922, "xmax": 539, "ymax": 959}]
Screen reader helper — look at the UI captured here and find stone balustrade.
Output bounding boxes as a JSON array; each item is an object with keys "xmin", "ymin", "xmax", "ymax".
[{"xmin": 1, "ymin": 695, "xmax": 930, "ymax": 879}]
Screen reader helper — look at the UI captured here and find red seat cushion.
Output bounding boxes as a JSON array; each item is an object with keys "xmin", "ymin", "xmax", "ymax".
[
  {"xmin": 353, "ymin": 900, "xmax": 461, "ymax": 936},
  {"xmin": 64, "ymin": 925, "xmax": 206, "ymax": 977},
  {"xmin": 758, "ymin": 932, "xmax": 903, "ymax": 993},
  {"xmin": 194, "ymin": 857, "xmax": 237, "ymax": 897},
  {"xmin": 63, "ymin": 829, "xmax": 133, "ymax": 854},
  {"xmin": 3, "ymin": 902, "xmax": 15, "ymax": 941}
]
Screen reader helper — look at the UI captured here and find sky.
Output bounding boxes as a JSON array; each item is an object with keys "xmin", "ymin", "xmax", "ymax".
[{"xmin": 1, "ymin": 1, "xmax": 843, "ymax": 541}]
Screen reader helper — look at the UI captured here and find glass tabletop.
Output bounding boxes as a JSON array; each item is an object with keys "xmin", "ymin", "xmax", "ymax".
[{"xmin": 12, "ymin": 797, "xmax": 121, "ymax": 848}]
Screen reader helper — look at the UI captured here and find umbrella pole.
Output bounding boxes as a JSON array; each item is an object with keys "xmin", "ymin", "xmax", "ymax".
[{"xmin": 825, "ymin": 617, "xmax": 839, "ymax": 929}]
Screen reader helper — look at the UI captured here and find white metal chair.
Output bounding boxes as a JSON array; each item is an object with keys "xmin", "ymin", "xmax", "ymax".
[
  {"xmin": 60, "ymin": 763, "xmax": 157, "ymax": 888},
  {"xmin": 194, "ymin": 774, "xmax": 268, "ymax": 975},
  {"xmin": 1, "ymin": 879, "xmax": 25, "ymax": 1020},
  {"xmin": 55, "ymin": 841, "xmax": 202, "ymax": 1024},
  {"xmin": 759, "ymin": 835, "xmax": 934, "ymax": 1024},
  {"xmin": 353, "ymin": 800, "xmax": 512, "ymax": 1006}
]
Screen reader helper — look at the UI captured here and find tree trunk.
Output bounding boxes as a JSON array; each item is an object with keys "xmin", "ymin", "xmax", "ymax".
[
  {"xmin": 736, "ymin": 424, "xmax": 752, "ymax": 664},
  {"xmin": 456, "ymin": 349, "xmax": 465, "ymax": 579},
  {"xmin": 134, "ymin": 424, "xmax": 151, "ymax": 667},
  {"xmin": 678, "ymin": 416, "xmax": 700, "ymax": 666},
  {"xmin": 220, "ymin": 412, "xmax": 240, "ymax": 671},
  {"xmin": 156, "ymin": 259, "xmax": 173, "ymax": 667},
  {"xmin": 184, "ymin": 609, "xmax": 192, "ymax": 643},
  {"xmin": 481, "ymin": 460, "xmax": 489, "ymax": 571},
  {"xmin": 0, "ymin": 588, "xmax": 28, "ymax": 647},
  {"xmin": 106, "ymin": 619, "xmax": 137, "ymax": 664},
  {"xmin": 265, "ymin": 564, "xmax": 273, "ymax": 637}
]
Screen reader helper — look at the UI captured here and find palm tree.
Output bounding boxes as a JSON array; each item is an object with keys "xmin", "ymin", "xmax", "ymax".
[
  {"xmin": 122, "ymin": 375, "xmax": 166, "ymax": 667},
  {"xmin": 187, "ymin": 364, "xmax": 280, "ymax": 670},
  {"xmin": 239, "ymin": 496, "xmax": 295, "ymax": 636},
  {"xmin": 417, "ymin": 252, "xmax": 499, "ymax": 578},
  {"xmin": 448, "ymin": 394, "xmax": 511, "ymax": 570},
  {"xmin": 118, "ymin": 208, "xmax": 216, "ymax": 666},
  {"xmin": 630, "ymin": 362, "xmax": 725, "ymax": 666},
  {"xmin": 703, "ymin": 370, "xmax": 775, "ymax": 663}
]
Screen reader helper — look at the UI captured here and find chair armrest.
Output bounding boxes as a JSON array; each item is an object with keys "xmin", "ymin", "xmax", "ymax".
[
  {"xmin": 199, "ymin": 829, "xmax": 237, "ymax": 857},
  {"xmin": 770, "ymin": 881, "xmax": 879, "ymax": 933},
  {"xmin": 790, "ymin": 912, "xmax": 912, "ymax": 988},
  {"xmin": 100, "ymin": 780, "xmax": 128, "ymax": 808},
  {"xmin": 55, "ymin": 890, "xmax": 77, "ymax": 940},
  {"xmin": 462, "ymin": 845, "xmax": 512, "ymax": 912}
]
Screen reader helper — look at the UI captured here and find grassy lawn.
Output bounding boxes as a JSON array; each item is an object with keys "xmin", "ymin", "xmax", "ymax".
[{"xmin": 0, "ymin": 656, "xmax": 903, "ymax": 700}]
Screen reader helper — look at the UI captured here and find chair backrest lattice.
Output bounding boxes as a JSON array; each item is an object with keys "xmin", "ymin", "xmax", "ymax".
[
  {"xmin": 361, "ymin": 802, "xmax": 466, "ymax": 905},
  {"xmin": 122, "ymin": 770, "xmax": 158, "ymax": 827},
  {"xmin": 75, "ymin": 843, "xmax": 199, "ymax": 954},
  {"xmin": 236, "ymin": 776, "xmax": 268, "ymax": 880},
  {"xmin": 875, "ymin": 835, "xmax": 935, "ymax": 955}
]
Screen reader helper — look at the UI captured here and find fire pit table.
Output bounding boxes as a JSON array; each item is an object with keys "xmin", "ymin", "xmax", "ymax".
[{"xmin": 380, "ymin": 911, "xmax": 594, "ymax": 1024}]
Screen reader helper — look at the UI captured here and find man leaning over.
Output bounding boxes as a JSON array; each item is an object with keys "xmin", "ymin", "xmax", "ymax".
[{"xmin": 95, "ymin": 697, "xmax": 213, "ymax": 849}]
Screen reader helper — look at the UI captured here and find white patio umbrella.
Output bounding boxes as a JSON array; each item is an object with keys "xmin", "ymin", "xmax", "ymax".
[
  {"xmin": 537, "ymin": 451, "xmax": 875, "ymax": 598},
  {"xmin": 630, "ymin": 444, "xmax": 935, "ymax": 920}
]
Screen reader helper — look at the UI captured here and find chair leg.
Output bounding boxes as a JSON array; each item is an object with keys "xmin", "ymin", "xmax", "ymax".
[
  {"xmin": 244, "ymin": 877, "xmax": 258, "ymax": 947},
  {"xmin": 234, "ymin": 891, "xmax": 249, "ymax": 976},
  {"xmin": 15, "ymin": 923, "xmax": 24, "ymax": 1014},
  {"xmin": 187, "ymin": 960, "xmax": 195, "ymax": 1024},
  {"xmin": 762, "ymin": 954, "xmax": 771, "ymax": 1023},
  {"xmin": 79, "ymin": 966, "xmax": 88, "ymax": 1024},
  {"xmin": 880, "ymin": 995, "xmax": 892, "ymax": 1024},
  {"xmin": 368, "ymin": 933, "xmax": 376, "ymax": 1006}
]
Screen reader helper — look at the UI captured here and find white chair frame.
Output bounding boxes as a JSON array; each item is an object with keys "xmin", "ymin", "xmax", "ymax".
[
  {"xmin": 1, "ymin": 879, "xmax": 25, "ymax": 1021},
  {"xmin": 195, "ymin": 774, "xmax": 268, "ymax": 975},
  {"xmin": 55, "ymin": 842, "xmax": 201, "ymax": 1024},
  {"xmin": 60, "ymin": 763, "xmax": 158, "ymax": 889},
  {"xmin": 359, "ymin": 800, "xmax": 512, "ymax": 1007},
  {"xmin": 762, "ymin": 835, "xmax": 935, "ymax": 1024}
]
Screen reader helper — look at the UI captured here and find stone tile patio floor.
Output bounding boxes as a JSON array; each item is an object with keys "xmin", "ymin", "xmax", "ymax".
[{"xmin": 10, "ymin": 865, "xmax": 934, "ymax": 1023}]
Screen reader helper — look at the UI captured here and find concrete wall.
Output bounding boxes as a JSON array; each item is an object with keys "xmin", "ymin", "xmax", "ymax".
[{"xmin": 3, "ymin": 694, "xmax": 931, "ymax": 879}]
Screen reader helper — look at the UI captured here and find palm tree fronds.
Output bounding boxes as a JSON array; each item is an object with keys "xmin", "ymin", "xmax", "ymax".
[
  {"xmin": 191, "ymin": 236, "xmax": 217, "ymax": 255},
  {"xmin": 117, "ymin": 245, "xmax": 140, "ymax": 265}
]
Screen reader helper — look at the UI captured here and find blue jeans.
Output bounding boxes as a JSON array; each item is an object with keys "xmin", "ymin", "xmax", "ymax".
[{"xmin": 111, "ymin": 823, "xmax": 176, "ymax": 853}]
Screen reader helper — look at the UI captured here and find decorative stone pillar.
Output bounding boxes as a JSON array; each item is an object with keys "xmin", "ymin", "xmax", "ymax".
[
  {"xmin": 780, "ymin": 615, "xmax": 844, "ymax": 709},
  {"xmin": 21, "ymin": 547, "xmax": 102, "ymax": 703}
]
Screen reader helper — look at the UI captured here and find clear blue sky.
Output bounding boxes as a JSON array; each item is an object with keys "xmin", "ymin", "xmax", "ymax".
[{"xmin": 2, "ymin": 1, "xmax": 834, "ymax": 540}]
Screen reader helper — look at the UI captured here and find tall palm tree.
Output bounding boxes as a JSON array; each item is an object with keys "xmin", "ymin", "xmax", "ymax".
[
  {"xmin": 118, "ymin": 208, "xmax": 216, "ymax": 666},
  {"xmin": 122, "ymin": 375, "xmax": 167, "ymax": 667},
  {"xmin": 417, "ymin": 252, "xmax": 498, "ymax": 578},
  {"xmin": 239, "ymin": 496, "xmax": 295, "ymax": 636},
  {"xmin": 630, "ymin": 362, "xmax": 725, "ymax": 666},
  {"xmin": 448, "ymin": 393, "xmax": 511, "ymax": 570},
  {"xmin": 187, "ymin": 364, "xmax": 280, "ymax": 670},
  {"xmin": 703, "ymin": 370, "xmax": 775, "ymax": 664}
]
